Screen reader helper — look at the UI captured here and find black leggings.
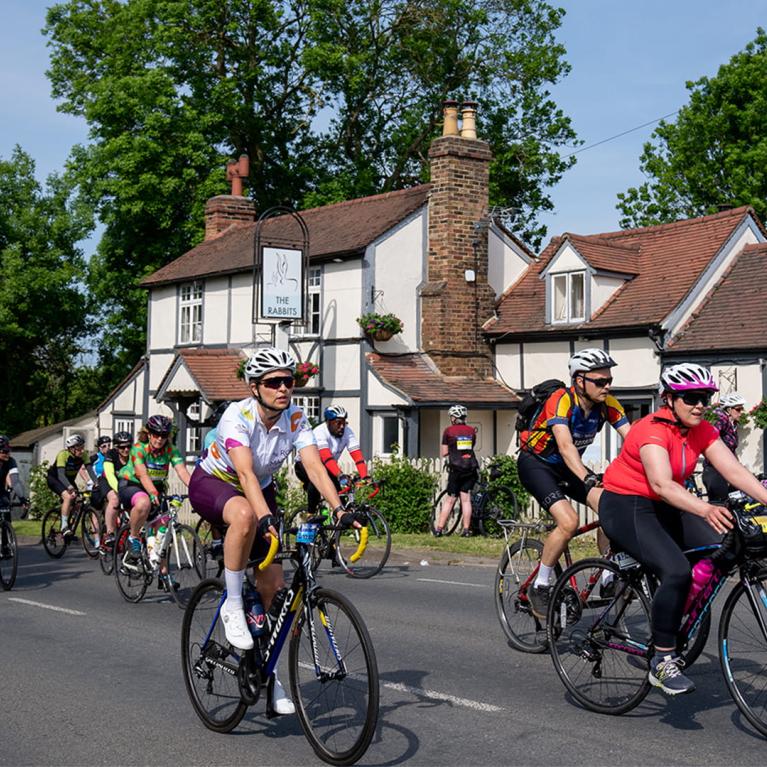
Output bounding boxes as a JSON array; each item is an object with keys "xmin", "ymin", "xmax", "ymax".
[
  {"xmin": 599, "ymin": 490, "xmax": 720, "ymax": 648},
  {"xmin": 702, "ymin": 462, "xmax": 730, "ymax": 503}
]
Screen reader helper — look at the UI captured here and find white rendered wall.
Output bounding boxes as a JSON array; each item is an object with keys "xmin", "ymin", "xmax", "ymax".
[
  {"xmin": 203, "ymin": 276, "xmax": 229, "ymax": 344},
  {"xmin": 149, "ymin": 286, "xmax": 176, "ymax": 350},
  {"xmin": 323, "ymin": 345, "xmax": 360, "ymax": 391},
  {"xmin": 592, "ymin": 274, "xmax": 626, "ymax": 315},
  {"xmin": 495, "ymin": 343, "xmax": 522, "ymax": 390},
  {"xmin": 367, "ymin": 371, "xmax": 407, "ymax": 407},
  {"xmin": 229, "ymin": 273, "xmax": 254, "ymax": 344},
  {"xmin": 546, "ymin": 243, "xmax": 587, "ymax": 274},
  {"xmin": 149, "ymin": 353, "xmax": 175, "ymax": 392},
  {"xmin": 522, "ymin": 341, "xmax": 571, "ymax": 389},
  {"xmin": 488, "ymin": 228, "xmax": 530, "ymax": 299},
  {"xmin": 322, "ymin": 261, "xmax": 363, "ymax": 339},
  {"xmin": 608, "ymin": 337, "xmax": 659, "ymax": 388}
]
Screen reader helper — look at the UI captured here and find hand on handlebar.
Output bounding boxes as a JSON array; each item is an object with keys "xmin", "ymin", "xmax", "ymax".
[
  {"xmin": 258, "ymin": 513, "xmax": 280, "ymax": 541},
  {"xmin": 337, "ymin": 509, "xmax": 367, "ymax": 530},
  {"xmin": 703, "ymin": 503, "xmax": 733, "ymax": 535}
]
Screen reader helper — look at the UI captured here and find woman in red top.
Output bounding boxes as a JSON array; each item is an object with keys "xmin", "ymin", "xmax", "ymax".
[{"xmin": 600, "ymin": 363, "xmax": 767, "ymax": 696}]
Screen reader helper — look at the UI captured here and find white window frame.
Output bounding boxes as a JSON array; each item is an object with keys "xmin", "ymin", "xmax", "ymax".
[
  {"xmin": 293, "ymin": 395, "xmax": 320, "ymax": 426},
  {"xmin": 552, "ymin": 270, "xmax": 586, "ymax": 324},
  {"xmin": 114, "ymin": 418, "xmax": 134, "ymax": 437},
  {"xmin": 179, "ymin": 281, "xmax": 203, "ymax": 344},
  {"xmin": 290, "ymin": 267, "xmax": 321, "ymax": 337}
]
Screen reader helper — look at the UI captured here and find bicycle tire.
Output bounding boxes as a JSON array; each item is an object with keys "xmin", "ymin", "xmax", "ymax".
[
  {"xmin": 181, "ymin": 578, "xmax": 248, "ymax": 733},
  {"xmin": 81, "ymin": 507, "xmax": 102, "ymax": 559},
  {"xmin": 99, "ymin": 534, "xmax": 115, "ymax": 575},
  {"xmin": 478, "ymin": 486, "xmax": 519, "ymax": 538},
  {"xmin": 430, "ymin": 490, "xmax": 461, "ymax": 536},
  {"xmin": 335, "ymin": 508, "xmax": 391, "ymax": 579},
  {"xmin": 0, "ymin": 520, "xmax": 18, "ymax": 590},
  {"xmin": 195, "ymin": 517, "xmax": 224, "ymax": 579},
  {"xmin": 114, "ymin": 523, "xmax": 149, "ymax": 603},
  {"xmin": 289, "ymin": 587, "xmax": 379, "ymax": 765},
  {"xmin": 495, "ymin": 538, "xmax": 559, "ymax": 653},
  {"xmin": 547, "ymin": 558, "xmax": 652, "ymax": 715},
  {"xmin": 166, "ymin": 524, "xmax": 207, "ymax": 609},
  {"xmin": 41, "ymin": 507, "xmax": 67, "ymax": 559},
  {"xmin": 719, "ymin": 575, "xmax": 767, "ymax": 737}
]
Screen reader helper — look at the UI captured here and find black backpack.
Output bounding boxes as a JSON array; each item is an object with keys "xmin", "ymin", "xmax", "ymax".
[{"xmin": 515, "ymin": 379, "xmax": 568, "ymax": 445}]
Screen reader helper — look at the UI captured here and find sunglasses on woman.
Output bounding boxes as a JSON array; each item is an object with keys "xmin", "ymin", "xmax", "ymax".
[
  {"xmin": 259, "ymin": 375, "xmax": 295, "ymax": 390},
  {"xmin": 677, "ymin": 391, "xmax": 712, "ymax": 407}
]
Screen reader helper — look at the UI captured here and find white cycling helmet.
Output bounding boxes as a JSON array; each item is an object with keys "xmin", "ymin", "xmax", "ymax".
[
  {"xmin": 65, "ymin": 434, "xmax": 85, "ymax": 449},
  {"xmin": 720, "ymin": 392, "xmax": 746, "ymax": 408},
  {"xmin": 659, "ymin": 363, "xmax": 718, "ymax": 394},
  {"xmin": 448, "ymin": 404, "xmax": 468, "ymax": 420},
  {"xmin": 568, "ymin": 348, "xmax": 617, "ymax": 378},
  {"xmin": 243, "ymin": 347, "xmax": 296, "ymax": 382},
  {"xmin": 324, "ymin": 404, "xmax": 348, "ymax": 421}
]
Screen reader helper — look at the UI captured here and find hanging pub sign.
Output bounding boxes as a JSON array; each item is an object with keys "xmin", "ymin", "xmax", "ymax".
[{"xmin": 252, "ymin": 207, "xmax": 310, "ymax": 324}]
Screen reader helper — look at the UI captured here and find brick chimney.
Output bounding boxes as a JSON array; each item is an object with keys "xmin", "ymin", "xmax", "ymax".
[
  {"xmin": 421, "ymin": 101, "xmax": 495, "ymax": 378},
  {"xmin": 204, "ymin": 154, "xmax": 256, "ymax": 240}
]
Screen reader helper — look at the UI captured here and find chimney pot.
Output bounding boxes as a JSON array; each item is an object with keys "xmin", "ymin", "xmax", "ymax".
[
  {"xmin": 442, "ymin": 99, "xmax": 459, "ymax": 137},
  {"xmin": 460, "ymin": 101, "xmax": 478, "ymax": 139},
  {"xmin": 226, "ymin": 154, "xmax": 250, "ymax": 196}
]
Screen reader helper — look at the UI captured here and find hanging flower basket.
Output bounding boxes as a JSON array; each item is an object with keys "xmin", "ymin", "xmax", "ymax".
[
  {"xmin": 749, "ymin": 398, "xmax": 767, "ymax": 430},
  {"xmin": 357, "ymin": 312, "xmax": 403, "ymax": 342},
  {"xmin": 294, "ymin": 361, "xmax": 320, "ymax": 388}
]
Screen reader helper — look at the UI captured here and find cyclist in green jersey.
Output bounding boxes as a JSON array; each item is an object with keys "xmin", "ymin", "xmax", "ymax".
[{"xmin": 46, "ymin": 434, "xmax": 93, "ymax": 540}]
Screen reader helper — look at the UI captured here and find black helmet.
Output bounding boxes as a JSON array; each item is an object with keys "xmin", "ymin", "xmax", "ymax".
[
  {"xmin": 114, "ymin": 431, "xmax": 133, "ymax": 446},
  {"xmin": 146, "ymin": 415, "xmax": 172, "ymax": 435},
  {"xmin": 0, "ymin": 435, "xmax": 9, "ymax": 451},
  {"xmin": 97, "ymin": 435, "xmax": 111, "ymax": 446}
]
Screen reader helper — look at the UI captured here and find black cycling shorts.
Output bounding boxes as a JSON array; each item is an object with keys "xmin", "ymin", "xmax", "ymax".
[
  {"xmin": 446, "ymin": 469, "xmax": 478, "ymax": 496},
  {"xmin": 517, "ymin": 451, "xmax": 588, "ymax": 512},
  {"xmin": 46, "ymin": 473, "xmax": 70, "ymax": 497}
]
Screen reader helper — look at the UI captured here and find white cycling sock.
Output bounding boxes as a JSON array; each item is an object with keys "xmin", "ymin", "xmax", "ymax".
[
  {"xmin": 61, "ymin": 515, "xmax": 69, "ymax": 529},
  {"xmin": 224, "ymin": 568, "xmax": 245, "ymax": 609},
  {"xmin": 535, "ymin": 563, "xmax": 554, "ymax": 588}
]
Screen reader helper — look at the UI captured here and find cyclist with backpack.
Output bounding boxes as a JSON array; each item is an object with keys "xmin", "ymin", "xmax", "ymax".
[
  {"xmin": 517, "ymin": 349, "xmax": 631, "ymax": 618},
  {"xmin": 433, "ymin": 404, "xmax": 480, "ymax": 537}
]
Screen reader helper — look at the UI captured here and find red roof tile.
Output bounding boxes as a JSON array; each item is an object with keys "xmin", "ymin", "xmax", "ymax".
[
  {"xmin": 157, "ymin": 349, "xmax": 250, "ymax": 402},
  {"xmin": 489, "ymin": 206, "xmax": 756, "ymax": 336},
  {"xmin": 368, "ymin": 353, "xmax": 518, "ymax": 405},
  {"xmin": 142, "ymin": 185, "xmax": 431, "ymax": 287},
  {"xmin": 563, "ymin": 234, "xmax": 640, "ymax": 274},
  {"xmin": 666, "ymin": 243, "xmax": 767, "ymax": 352}
]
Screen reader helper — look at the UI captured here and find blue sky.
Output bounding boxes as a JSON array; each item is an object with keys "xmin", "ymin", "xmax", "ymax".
[{"xmin": 2, "ymin": 0, "xmax": 767, "ymax": 250}]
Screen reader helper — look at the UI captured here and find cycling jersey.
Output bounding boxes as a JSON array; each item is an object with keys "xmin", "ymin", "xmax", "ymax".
[
  {"xmin": 603, "ymin": 407, "xmax": 719, "ymax": 500},
  {"xmin": 520, "ymin": 386, "xmax": 627, "ymax": 465},
  {"xmin": 295, "ymin": 422, "xmax": 368, "ymax": 478},
  {"xmin": 102, "ymin": 448, "xmax": 129, "ymax": 492},
  {"xmin": 48, "ymin": 449, "xmax": 87, "ymax": 484},
  {"xmin": 90, "ymin": 452, "xmax": 107, "ymax": 479},
  {"xmin": 442, "ymin": 424, "xmax": 479, "ymax": 475},
  {"xmin": 0, "ymin": 456, "xmax": 21, "ymax": 501},
  {"xmin": 197, "ymin": 398, "xmax": 315, "ymax": 490},
  {"xmin": 119, "ymin": 441, "xmax": 184, "ymax": 489}
]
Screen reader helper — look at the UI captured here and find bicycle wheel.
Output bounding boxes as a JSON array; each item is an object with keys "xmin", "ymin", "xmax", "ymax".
[
  {"xmin": 181, "ymin": 578, "xmax": 248, "ymax": 733},
  {"xmin": 114, "ymin": 524, "xmax": 149, "ymax": 603},
  {"xmin": 99, "ymin": 533, "xmax": 115, "ymax": 575},
  {"xmin": 81, "ymin": 507, "xmax": 102, "ymax": 559},
  {"xmin": 495, "ymin": 538, "xmax": 559, "ymax": 653},
  {"xmin": 289, "ymin": 588, "xmax": 379, "ymax": 765},
  {"xmin": 335, "ymin": 508, "xmax": 391, "ymax": 579},
  {"xmin": 41, "ymin": 507, "xmax": 67, "ymax": 559},
  {"xmin": 430, "ymin": 490, "xmax": 461, "ymax": 536},
  {"xmin": 548, "ymin": 558, "xmax": 652, "ymax": 715},
  {"xmin": 166, "ymin": 524, "xmax": 207, "ymax": 608},
  {"xmin": 195, "ymin": 517, "xmax": 224, "ymax": 578},
  {"xmin": 478, "ymin": 486, "xmax": 520, "ymax": 538},
  {"xmin": 719, "ymin": 574, "xmax": 767, "ymax": 737},
  {"xmin": 0, "ymin": 520, "xmax": 18, "ymax": 590}
]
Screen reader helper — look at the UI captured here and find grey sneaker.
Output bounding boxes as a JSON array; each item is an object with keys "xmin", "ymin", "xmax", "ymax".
[
  {"xmin": 528, "ymin": 584, "xmax": 552, "ymax": 620},
  {"xmin": 649, "ymin": 654, "xmax": 695, "ymax": 696}
]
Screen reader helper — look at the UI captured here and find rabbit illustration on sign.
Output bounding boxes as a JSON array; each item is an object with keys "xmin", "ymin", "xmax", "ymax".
[{"xmin": 267, "ymin": 252, "xmax": 298, "ymax": 291}]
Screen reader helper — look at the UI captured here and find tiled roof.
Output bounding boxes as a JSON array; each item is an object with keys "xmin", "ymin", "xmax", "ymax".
[
  {"xmin": 489, "ymin": 206, "xmax": 755, "ymax": 336},
  {"xmin": 563, "ymin": 234, "xmax": 640, "ymax": 274},
  {"xmin": 158, "ymin": 349, "xmax": 250, "ymax": 402},
  {"xmin": 667, "ymin": 243, "xmax": 767, "ymax": 352},
  {"xmin": 142, "ymin": 185, "xmax": 431, "ymax": 287},
  {"xmin": 367, "ymin": 353, "xmax": 518, "ymax": 405},
  {"xmin": 11, "ymin": 411, "xmax": 97, "ymax": 448}
]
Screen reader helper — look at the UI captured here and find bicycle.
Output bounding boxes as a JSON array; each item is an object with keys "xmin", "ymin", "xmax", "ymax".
[
  {"xmin": 113, "ymin": 494, "xmax": 205, "ymax": 608},
  {"xmin": 0, "ymin": 496, "xmax": 25, "ymax": 590},
  {"xmin": 97, "ymin": 504, "xmax": 130, "ymax": 576},
  {"xmin": 430, "ymin": 474, "xmax": 520, "ymax": 538},
  {"xmin": 181, "ymin": 517, "xmax": 379, "ymax": 765},
  {"xmin": 545, "ymin": 493, "xmax": 767, "ymax": 734},
  {"xmin": 41, "ymin": 490, "xmax": 101, "ymax": 559}
]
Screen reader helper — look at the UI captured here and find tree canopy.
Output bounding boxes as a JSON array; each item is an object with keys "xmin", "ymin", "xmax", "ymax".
[
  {"xmin": 617, "ymin": 28, "xmax": 767, "ymax": 229},
  {"xmin": 44, "ymin": 0, "xmax": 576, "ymax": 384}
]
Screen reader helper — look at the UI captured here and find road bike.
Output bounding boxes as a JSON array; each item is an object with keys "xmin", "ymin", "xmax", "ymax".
[
  {"xmin": 41, "ymin": 490, "xmax": 101, "ymax": 559},
  {"xmin": 430, "ymin": 475, "xmax": 519, "ymax": 537},
  {"xmin": 97, "ymin": 505, "xmax": 130, "ymax": 576},
  {"xmin": 0, "ymin": 496, "xmax": 25, "ymax": 590},
  {"xmin": 494, "ymin": 514, "xmax": 712, "ymax": 661},
  {"xmin": 545, "ymin": 493, "xmax": 767, "ymax": 735},
  {"xmin": 181, "ymin": 516, "xmax": 379, "ymax": 765},
  {"xmin": 113, "ymin": 494, "xmax": 205, "ymax": 608}
]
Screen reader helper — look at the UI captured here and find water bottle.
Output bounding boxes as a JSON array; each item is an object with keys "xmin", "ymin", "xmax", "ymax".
[
  {"xmin": 267, "ymin": 586, "xmax": 288, "ymax": 627},
  {"xmin": 684, "ymin": 557, "xmax": 716, "ymax": 613},
  {"xmin": 243, "ymin": 584, "xmax": 266, "ymax": 638},
  {"xmin": 146, "ymin": 534, "xmax": 157, "ymax": 564}
]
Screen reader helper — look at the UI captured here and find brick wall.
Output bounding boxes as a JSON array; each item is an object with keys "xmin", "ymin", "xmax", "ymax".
[
  {"xmin": 422, "ymin": 135, "xmax": 496, "ymax": 378},
  {"xmin": 204, "ymin": 195, "xmax": 256, "ymax": 240}
]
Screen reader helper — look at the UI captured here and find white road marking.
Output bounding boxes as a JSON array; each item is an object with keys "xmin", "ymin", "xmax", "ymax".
[
  {"xmin": 7, "ymin": 598, "xmax": 86, "ymax": 616},
  {"xmin": 417, "ymin": 577, "xmax": 485, "ymax": 589}
]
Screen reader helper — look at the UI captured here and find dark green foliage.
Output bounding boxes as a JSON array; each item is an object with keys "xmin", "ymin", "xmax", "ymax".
[
  {"xmin": 483, "ymin": 454, "xmax": 530, "ymax": 517},
  {"xmin": 370, "ymin": 451, "xmax": 437, "ymax": 533},
  {"xmin": 28, "ymin": 462, "xmax": 59, "ymax": 520}
]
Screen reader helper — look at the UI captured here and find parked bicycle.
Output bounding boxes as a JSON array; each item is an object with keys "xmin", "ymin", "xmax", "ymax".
[
  {"xmin": 0, "ymin": 495, "xmax": 26, "ymax": 590},
  {"xmin": 430, "ymin": 474, "xmax": 520, "ymax": 538},
  {"xmin": 545, "ymin": 492, "xmax": 767, "ymax": 735},
  {"xmin": 181, "ymin": 516, "xmax": 379, "ymax": 765},
  {"xmin": 113, "ymin": 494, "xmax": 205, "ymax": 608},
  {"xmin": 41, "ymin": 490, "xmax": 100, "ymax": 559}
]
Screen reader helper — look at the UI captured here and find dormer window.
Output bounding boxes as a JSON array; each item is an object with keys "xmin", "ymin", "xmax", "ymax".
[{"xmin": 552, "ymin": 271, "xmax": 585, "ymax": 323}]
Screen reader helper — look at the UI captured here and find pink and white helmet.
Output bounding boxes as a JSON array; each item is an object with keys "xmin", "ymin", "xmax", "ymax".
[{"xmin": 659, "ymin": 363, "xmax": 718, "ymax": 394}]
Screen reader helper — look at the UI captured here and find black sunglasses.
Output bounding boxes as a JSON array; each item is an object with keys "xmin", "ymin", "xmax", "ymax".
[
  {"xmin": 148, "ymin": 431, "xmax": 170, "ymax": 439},
  {"xmin": 259, "ymin": 375, "xmax": 295, "ymax": 390},
  {"xmin": 583, "ymin": 376, "xmax": 613, "ymax": 388},
  {"xmin": 677, "ymin": 391, "xmax": 712, "ymax": 407},
  {"xmin": 117, "ymin": 443, "xmax": 132, "ymax": 449}
]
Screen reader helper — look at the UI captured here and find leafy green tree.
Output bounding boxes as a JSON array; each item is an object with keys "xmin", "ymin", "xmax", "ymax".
[
  {"xmin": 45, "ymin": 0, "xmax": 576, "ymax": 380},
  {"xmin": 0, "ymin": 147, "xmax": 90, "ymax": 434},
  {"xmin": 617, "ymin": 28, "xmax": 767, "ymax": 229}
]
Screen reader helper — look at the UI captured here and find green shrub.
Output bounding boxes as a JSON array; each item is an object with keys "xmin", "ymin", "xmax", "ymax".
[
  {"xmin": 274, "ymin": 468, "xmax": 308, "ymax": 517},
  {"xmin": 28, "ymin": 461, "xmax": 58, "ymax": 520},
  {"xmin": 370, "ymin": 450, "xmax": 437, "ymax": 533},
  {"xmin": 482, "ymin": 454, "xmax": 530, "ymax": 519}
]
